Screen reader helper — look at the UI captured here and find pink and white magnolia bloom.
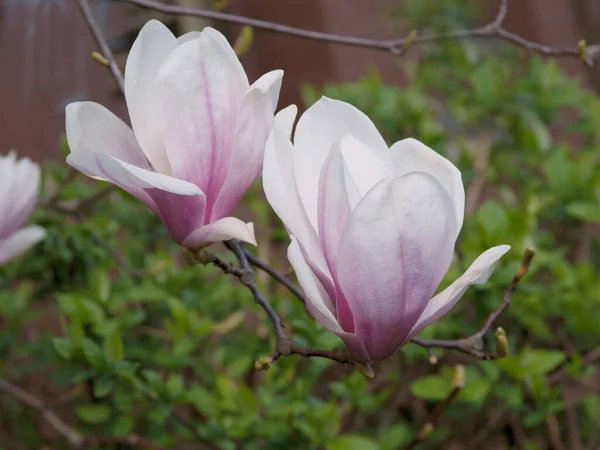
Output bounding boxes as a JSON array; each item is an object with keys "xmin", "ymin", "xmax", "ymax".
[
  {"xmin": 263, "ymin": 97, "xmax": 510, "ymax": 362},
  {"xmin": 0, "ymin": 152, "xmax": 46, "ymax": 265},
  {"xmin": 66, "ymin": 20, "xmax": 283, "ymax": 248}
]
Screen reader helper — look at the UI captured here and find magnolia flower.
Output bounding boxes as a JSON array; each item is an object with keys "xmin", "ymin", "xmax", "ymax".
[
  {"xmin": 0, "ymin": 152, "xmax": 46, "ymax": 265},
  {"xmin": 263, "ymin": 97, "xmax": 510, "ymax": 362},
  {"xmin": 66, "ymin": 20, "xmax": 283, "ymax": 248}
]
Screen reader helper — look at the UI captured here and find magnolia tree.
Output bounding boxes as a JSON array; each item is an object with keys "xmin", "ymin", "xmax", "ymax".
[{"xmin": 2, "ymin": 0, "xmax": 600, "ymax": 449}]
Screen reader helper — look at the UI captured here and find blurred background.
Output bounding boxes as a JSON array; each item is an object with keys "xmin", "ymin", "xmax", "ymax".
[
  {"xmin": 1, "ymin": 1, "xmax": 600, "ymax": 449},
  {"xmin": 3, "ymin": 0, "xmax": 600, "ymax": 160}
]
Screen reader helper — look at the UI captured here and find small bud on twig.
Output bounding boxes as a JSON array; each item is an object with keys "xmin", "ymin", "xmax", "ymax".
[
  {"xmin": 418, "ymin": 422, "xmax": 434, "ymax": 440},
  {"xmin": 495, "ymin": 327, "xmax": 509, "ymax": 358},
  {"xmin": 355, "ymin": 361, "xmax": 375, "ymax": 379},
  {"xmin": 91, "ymin": 51, "xmax": 110, "ymax": 67},
  {"xmin": 254, "ymin": 356, "xmax": 273, "ymax": 371},
  {"xmin": 452, "ymin": 364, "xmax": 466, "ymax": 389}
]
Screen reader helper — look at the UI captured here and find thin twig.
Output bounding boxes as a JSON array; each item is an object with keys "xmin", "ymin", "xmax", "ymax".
[
  {"xmin": 75, "ymin": 0, "xmax": 126, "ymax": 93},
  {"xmin": 121, "ymin": 0, "xmax": 600, "ymax": 66},
  {"xmin": 0, "ymin": 376, "xmax": 169, "ymax": 449},
  {"xmin": 0, "ymin": 376, "xmax": 84, "ymax": 448},
  {"xmin": 243, "ymin": 248, "xmax": 307, "ymax": 305},
  {"xmin": 405, "ymin": 365, "xmax": 466, "ymax": 450},
  {"xmin": 411, "ymin": 248, "xmax": 535, "ymax": 359}
]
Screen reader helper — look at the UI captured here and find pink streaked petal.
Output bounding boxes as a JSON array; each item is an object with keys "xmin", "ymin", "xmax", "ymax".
[
  {"xmin": 336, "ymin": 173, "xmax": 457, "ymax": 361},
  {"xmin": 0, "ymin": 156, "xmax": 40, "ymax": 237},
  {"xmin": 182, "ymin": 217, "xmax": 256, "ymax": 248},
  {"xmin": 65, "ymin": 102, "xmax": 150, "ymax": 171},
  {"xmin": 316, "ymin": 144, "xmax": 354, "ymax": 331},
  {"xmin": 0, "ymin": 226, "xmax": 46, "ymax": 265},
  {"xmin": 288, "ymin": 237, "xmax": 370, "ymax": 362},
  {"xmin": 124, "ymin": 19, "xmax": 177, "ymax": 174},
  {"xmin": 390, "ymin": 138, "xmax": 465, "ymax": 234},
  {"xmin": 409, "ymin": 245, "xmax": 511, "ymax": 339},
  {"xmin": 211, "ymin": 70, "xmax": 283, "ymax": 221},
  {"xmin": 93, "ymin": 154, "xmax": 207, "ymax": 244},
  {"xmin": 156, "ymin": 34, "xmax": 247, "ymax": 218}
]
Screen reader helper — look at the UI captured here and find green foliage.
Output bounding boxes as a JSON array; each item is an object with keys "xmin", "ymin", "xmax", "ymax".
[{"xmin": 2, "ymin": 0, "xmax": 599, "ymax": 448}]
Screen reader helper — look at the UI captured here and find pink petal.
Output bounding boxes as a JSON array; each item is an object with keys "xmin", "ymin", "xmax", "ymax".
[
  {"xmin": 211, "ymin": 70, "xmax": 283, "ymax": 221},
  {"xmin": 94, "ymin": 154, "xmax": 207, "ymax": 245},
  {"xmin": 336, "ymin": 172, "xmax": 457, "ymax": 361},
  {"xmin": 288, "ymin": 237, "xmax": 370, "ymax": 361},
  {"xmin": 156, "ymin": 29, "xmax": 249, "ymax": 216},
  {"xmin": 409, "ymin": 245, "xmax": 511, "ymax": 339},
  {"xmin": 182, "ymin": 217, "xmax": 256, "ymax": 248}
]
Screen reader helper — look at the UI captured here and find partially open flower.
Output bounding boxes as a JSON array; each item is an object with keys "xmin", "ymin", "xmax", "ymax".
[
  {"xmin": 263, "ymin": 97, "xmax": 510, "ymax": 362},
  {"xmin": 66, "ymin": 20, "xmax": 283, "ymax": 248},
  {"xmin": 0, "ymin": 152, "xmax": 46, "ymax": 265}
]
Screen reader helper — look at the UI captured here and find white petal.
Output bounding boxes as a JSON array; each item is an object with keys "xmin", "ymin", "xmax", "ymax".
[
  {"xmin": 177, "ymin": 31, "xmax": 202, "ymax": 46},
  {"xmin": 409, "ymin": 245, "xmax": 511, "ymax": 338},
  {"xmin": 211, "ymin": 70, "xmax": 284, "ymax": 221},
  {"xmin": 125, "ymin": 19, "xmax": 177, "ymax": 174},
  {"xmin": 0, "ymin": 226, "xmax": 46, "ymax": 265},
  {"xmin": 336, "ymin": 172, "xmax": 458, "ymax": 361},
  {"xmin": 182, "ymin": 217, "xmax": 256, "ymax": 248},
  {"xmin": 262, "ymin": 129, "xmax": 329, "ymax": 279},
  {"xmin": 293, "ymin": 97, "xmax": 389, "ymax": 228},
  {"xmin": 0, "ymin": 156, "xmax": 40, "ymax": 237},
  {"xmin": 274, "ymin": 105, "xmax": 298, "ymax": 139},
  {"xmin": 288, "ymin": 237, "xmax": 340, "ymax": 332},
  {"xmin": 338, "ymin": 135, "xmax": 392, "ymax": 209},
  {"xmin": 390, "ymin": 138, "xmax": 464, "ymax": 233},
  {"xmin": 95, "ymin": 154, "xmax": 201, "ymax": 195},
  {"xmin": 156, "ymin": 32, "xmax": 249, "ymax": 201},
  {"xmin": 65, "ymin": 102, "xmax": 150, "ymax": 171}
]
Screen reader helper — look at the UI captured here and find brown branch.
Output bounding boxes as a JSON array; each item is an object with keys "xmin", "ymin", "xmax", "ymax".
[
  {"xmin": 243, "ymin": 248, "xmax": 307, "ymax": 306},
  {"xmin": 411, "ymin": 248, "xmax": 535, "ymax": 359},
  {"xmin": 0, "ymin": 376, "xmax": 168, "ymax": 449},
  {"xmin": 0, "ymin": 376, "xmax": 84, "ymax": 448},
  {"xmin": 191, "ymin": 242, "xmax": 355, "ymax": 369},
  {"xmin": 121, "ymin": 0, "xmax": 600, "ymax": 66},
  {"xmin": 405, "ymin": 365, "xmax": 466, "ymax": 450},
  {"xmin": 75, "ymin": 0, "xmax": 125, "ymax": 94}
]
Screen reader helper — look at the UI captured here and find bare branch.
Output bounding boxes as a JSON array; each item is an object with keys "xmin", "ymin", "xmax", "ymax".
[
  {"xmin": 75, "ymin": 0, "xmax": 125, "ymax": 93},
  {"xmin": 121, "ymin": 0, "xmax": 599, "ymax": 66},
  {"xmin": 0, "ymin": 376, "xmax": 84, "ymax": 448},
  {"xmin": 405, "ymin": 365, "xmax": 466, "ymax": 450},
  {"xmin": 243, "ymin": 248, "xmax": 307, "ymax": 306}
]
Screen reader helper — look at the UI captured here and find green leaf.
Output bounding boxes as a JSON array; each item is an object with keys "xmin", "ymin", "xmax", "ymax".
[
  {"xmin": 52, "ymin": 337, "xmax": 74, "ymax": 360},
  {"xmin": 380, "ymin": 424, "xmax": 413, "ymax": 450},
  {"xmin": 166, "ymin": 374, "xmax": 185, "ymax": 400},
  {"xmin": 410, "ymin": 375, "xmax": 452, "ymax": 401},
  {"xmin": 327, "ymin": 435, "xmax": 380, "ymax": 450},
  {"xmin": 75, "ymin": 404, "xmax": 111, "ymax": 424},
  {"xmin": 104, "ymin": 330, "xmax": 124, "ymax": 362},
  {"xmin": 566, "ymin": 202, "xmax": 600, "ymax": 223},
  {"xmin": 520, "ymin": 348, "xmax": 566, "ymax": 376},
  {"xmin": 83, "ymin": 338, "xmax": 106, "ymax": 367},
  {"xmin": 93, "ymin": 376, "xmax": 115, "ymax": 398}
]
